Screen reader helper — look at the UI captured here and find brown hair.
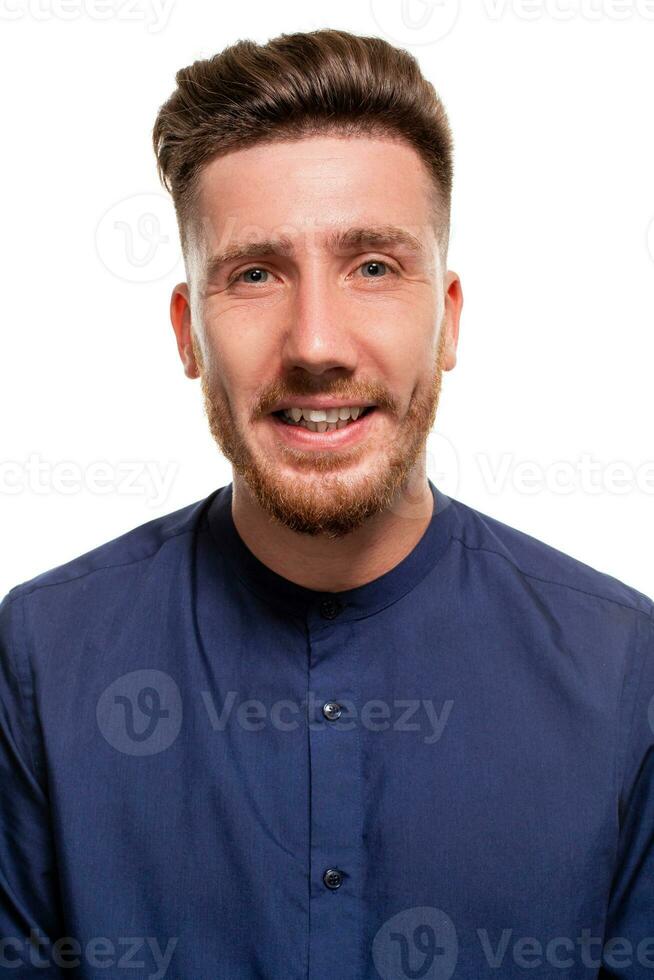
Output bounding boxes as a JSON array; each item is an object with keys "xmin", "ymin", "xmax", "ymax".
[{"xmin": 152, "ymin": 28, "xmax": 454, "ymax": 259}]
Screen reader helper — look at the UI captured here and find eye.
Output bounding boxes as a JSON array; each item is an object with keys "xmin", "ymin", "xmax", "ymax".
[
  {"xmin": 357, "ymin": 259, "xmax": 397, "ymax": 280},
  {"xmin": 228, "ymin": 267, "xmax": 271, "ymax": 287}
]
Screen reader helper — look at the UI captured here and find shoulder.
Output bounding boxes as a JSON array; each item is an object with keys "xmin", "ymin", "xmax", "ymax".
[
  {"xmin": 447, "ymin": 494, "xmax": 653, "ymax": 619},
  {"xmin": 0, "ymin": 491, "xmax": 225, "ymax": 727},
  {"xmin": 1, "ymin": 489, "xmax": 221, "ymax": 622}
]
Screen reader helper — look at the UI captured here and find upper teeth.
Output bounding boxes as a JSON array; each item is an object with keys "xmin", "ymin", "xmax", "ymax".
[{"xmin": 282, "ymin": 406, "xmax": 365, "ymax": 422}]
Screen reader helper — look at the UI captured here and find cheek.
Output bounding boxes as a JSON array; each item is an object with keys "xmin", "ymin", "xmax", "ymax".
[
  {"xmin": 369, "ymin": 322, "xmax": 436, "ymax": 402},
  {"xmin": 203, "ymin": 315, "xmax": 280, "ymax": 410},
  {"xmin": 205, "ymin": 299, "xmax": 282, "ymax": 356}
]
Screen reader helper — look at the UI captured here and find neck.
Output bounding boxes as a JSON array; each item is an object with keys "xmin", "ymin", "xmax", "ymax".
[{"xmin": 230, "ymin": 461, "xmax": 434, "ymax": 593}]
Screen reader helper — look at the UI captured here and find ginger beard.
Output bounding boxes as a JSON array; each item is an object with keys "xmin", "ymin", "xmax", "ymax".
[{"xmin": 193, "ymin": 326, "xmax": 447, "ymax": 538}]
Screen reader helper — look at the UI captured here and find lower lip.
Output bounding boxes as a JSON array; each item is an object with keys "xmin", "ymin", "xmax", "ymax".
[{"xmin": 266, "ymin": 409, "xmax": 378, "ymax": 449}]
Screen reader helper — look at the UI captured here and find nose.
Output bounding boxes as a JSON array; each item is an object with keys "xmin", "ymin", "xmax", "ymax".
[{"xmin": 280, "ymin": 267, "xmax": 359, "ymax": 376}]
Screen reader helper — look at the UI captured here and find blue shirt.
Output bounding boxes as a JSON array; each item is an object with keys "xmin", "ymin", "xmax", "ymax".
[{"xmin": 1, "ymin": 480, "xmax": 653, "ymax": 979}]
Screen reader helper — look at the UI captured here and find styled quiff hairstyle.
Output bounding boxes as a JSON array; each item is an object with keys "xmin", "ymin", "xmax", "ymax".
[{"xmin": 152, "ymin": 28, "xmax": 453, "ymax": 260}]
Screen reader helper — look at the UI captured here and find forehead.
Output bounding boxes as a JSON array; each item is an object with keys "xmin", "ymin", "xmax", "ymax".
[{"xmin": 192, "ymin": 134, "xmax": 437, "ymax": 255}]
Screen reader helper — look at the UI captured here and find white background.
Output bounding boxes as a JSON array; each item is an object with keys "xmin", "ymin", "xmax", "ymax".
[{"xmin": 1, "ymin": 0, "xmax": 653, "ymax": 599}]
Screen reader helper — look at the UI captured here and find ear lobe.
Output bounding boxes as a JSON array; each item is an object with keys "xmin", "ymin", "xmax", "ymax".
[{"xmin": 442, "ymin": 340, "xmax": 457, "ymax": 372}]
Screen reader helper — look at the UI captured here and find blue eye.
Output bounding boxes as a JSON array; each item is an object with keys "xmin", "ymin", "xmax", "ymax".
[
  {"xmin": 359, "ymin": 260, "xmax": 393, "ymax": 279},
  {"xmin": 236, "ymin": 268, "xmax": 269, "ymax": 285}
]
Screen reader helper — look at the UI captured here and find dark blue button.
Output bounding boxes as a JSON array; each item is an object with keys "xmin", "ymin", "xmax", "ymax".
[
  {"xmin": 320, "ymin": 597, "xmax": 342, "ymax": 620},
  {"xmin": 323, "ymin": 868, "xmax": 344, "ymax": 889}
]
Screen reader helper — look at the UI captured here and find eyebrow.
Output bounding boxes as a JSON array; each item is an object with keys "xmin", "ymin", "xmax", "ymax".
[{"xmin": 203, "ymin": 224, "xmax": 425, "ymax": 281}]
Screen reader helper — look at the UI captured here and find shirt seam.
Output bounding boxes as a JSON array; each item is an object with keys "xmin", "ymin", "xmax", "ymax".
[
  {"xmin": 1, "ymin": 591, "xmax": 43, "ymax": 785},
  {"xmin": 451, "ymin": 534, "xmax": 650, "ymax": 618},
  {"xmin": 8, "ymin": 525, "xmax": 196, "ymax": 602},
  {"xmin": 615, "ymin": 601, "xmax": 654, "ymax": 818}
]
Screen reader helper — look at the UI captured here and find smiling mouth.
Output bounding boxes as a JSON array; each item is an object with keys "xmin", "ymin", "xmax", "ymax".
[{"xmin": 271, "ymin": 405, "xmax": 376, "ymax": 433}]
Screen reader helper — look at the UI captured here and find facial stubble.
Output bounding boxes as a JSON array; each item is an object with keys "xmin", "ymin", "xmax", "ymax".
[{"xmin": 192, "ymin": 327, "xmax": 446, "ymax": 538}]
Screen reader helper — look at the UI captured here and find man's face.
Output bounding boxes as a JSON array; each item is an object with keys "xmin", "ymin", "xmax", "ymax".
[{"xmin": 172, "ymin": 134, "xmax": 460, "ymax": 537}]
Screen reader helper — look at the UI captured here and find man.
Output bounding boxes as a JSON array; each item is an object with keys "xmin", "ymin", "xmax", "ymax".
[{"xmin": 1, "ymin": 27, "xmax": 652, "ymax": 980}]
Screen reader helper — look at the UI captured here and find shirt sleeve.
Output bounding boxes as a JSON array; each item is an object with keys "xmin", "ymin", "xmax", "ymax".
[
  {"xmin": 0, "ymin": 589, "xmax": 65, "ymax": 975},
  {"xmin": 600, "ymin": 600, "xmax": 654, "ymax": 978}
]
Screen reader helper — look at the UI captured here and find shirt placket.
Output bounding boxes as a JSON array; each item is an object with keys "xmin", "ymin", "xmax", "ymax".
[{"xmin": 305, "ymin": 596, "xmax": 365, "ymax": 979}]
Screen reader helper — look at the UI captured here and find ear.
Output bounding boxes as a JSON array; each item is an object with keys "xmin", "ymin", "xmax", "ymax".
[
  {"xmin": 440, "ymin": 271, "xmax": 463, "ymax": 371},
  {"xmin": 170, "ymin": 282, "xmax": 201, "ymax": 379}
]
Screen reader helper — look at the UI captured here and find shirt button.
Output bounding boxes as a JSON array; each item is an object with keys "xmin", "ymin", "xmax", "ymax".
[
  {"xmin": 323, "ymin": 868, "xmax": 344, "ymax": 890},
  {"xmin": 322, "ymin": 701, "xmax": 342, "ymax": 721},
  {"xmin": 319, "ymin": 597, "xmax": 343, "ymax": 620}
]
